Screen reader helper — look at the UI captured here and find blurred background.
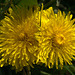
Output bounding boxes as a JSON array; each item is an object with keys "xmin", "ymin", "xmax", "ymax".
[{"xmin": 0, "ymin": 0, "xmax": 75, "ymax": 75}]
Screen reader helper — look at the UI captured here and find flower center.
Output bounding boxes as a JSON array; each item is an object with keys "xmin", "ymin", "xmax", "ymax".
[
  {"xmin": 55, "ymin": 34, "xmax": 65, "ymax": 45},
  {"xmin": 19, "ymin": 33, "xmax": 28, "ymax": 41}
]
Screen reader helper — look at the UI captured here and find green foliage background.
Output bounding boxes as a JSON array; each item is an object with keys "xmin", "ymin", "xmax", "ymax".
[{"xmin": 0, "ymin": 0, "xmax": 75, "ymax": 75}]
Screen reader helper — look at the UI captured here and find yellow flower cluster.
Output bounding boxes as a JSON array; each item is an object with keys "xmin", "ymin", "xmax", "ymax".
[
  {"xmin": 36, "ymin": 7, "xmax": 75, "ymax": 69},
  {"xmin": 0, "ymin": 5, "xmax": 75, "ymax": 71},
  {"xmin": 0, "ymin": 6, "xmax": 40, "ymax": 71}
]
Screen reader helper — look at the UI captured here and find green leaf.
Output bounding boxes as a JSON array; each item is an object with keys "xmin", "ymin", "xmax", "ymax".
[
  {"xmin": 18, "ymin": 0, "xmax": 38, "ymax": 6},
  {"xmin": 40, "ymin": 71, "xmax": 52, "ymax": 75},
  {"xmin": 64, "ymin": 65, "xmax": 74, "ymax": 75},
  {"xmin": 68, "ymin": 65, "xmax": 75, "ymax": 72}
]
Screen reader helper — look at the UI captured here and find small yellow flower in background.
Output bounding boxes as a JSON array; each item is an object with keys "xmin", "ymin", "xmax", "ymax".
[
  {"xmin": 36, "ymin": 7, "xmax": 75, "ymax": 69},
  {"xmin": 0, "ymin": 6, "xmax": 40, "ymax": 71}
]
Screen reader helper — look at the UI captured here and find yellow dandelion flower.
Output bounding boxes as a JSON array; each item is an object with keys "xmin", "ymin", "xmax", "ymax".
[
  {"xmin": 0, "ymin": 6, "xmax": 40, "ymax": 71},
  {"xmin": 36, "ymin": 7, "xmax": 75, "ymax": 69}
]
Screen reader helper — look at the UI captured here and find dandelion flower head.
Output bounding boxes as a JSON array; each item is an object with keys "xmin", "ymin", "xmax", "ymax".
[
  {"xmin": 36, "ymin": 7, "xmax": 75, "ymax": 69},
  {"xmin": 0, "ymin": 6, "xmax": 40, "ymax": 71}
]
